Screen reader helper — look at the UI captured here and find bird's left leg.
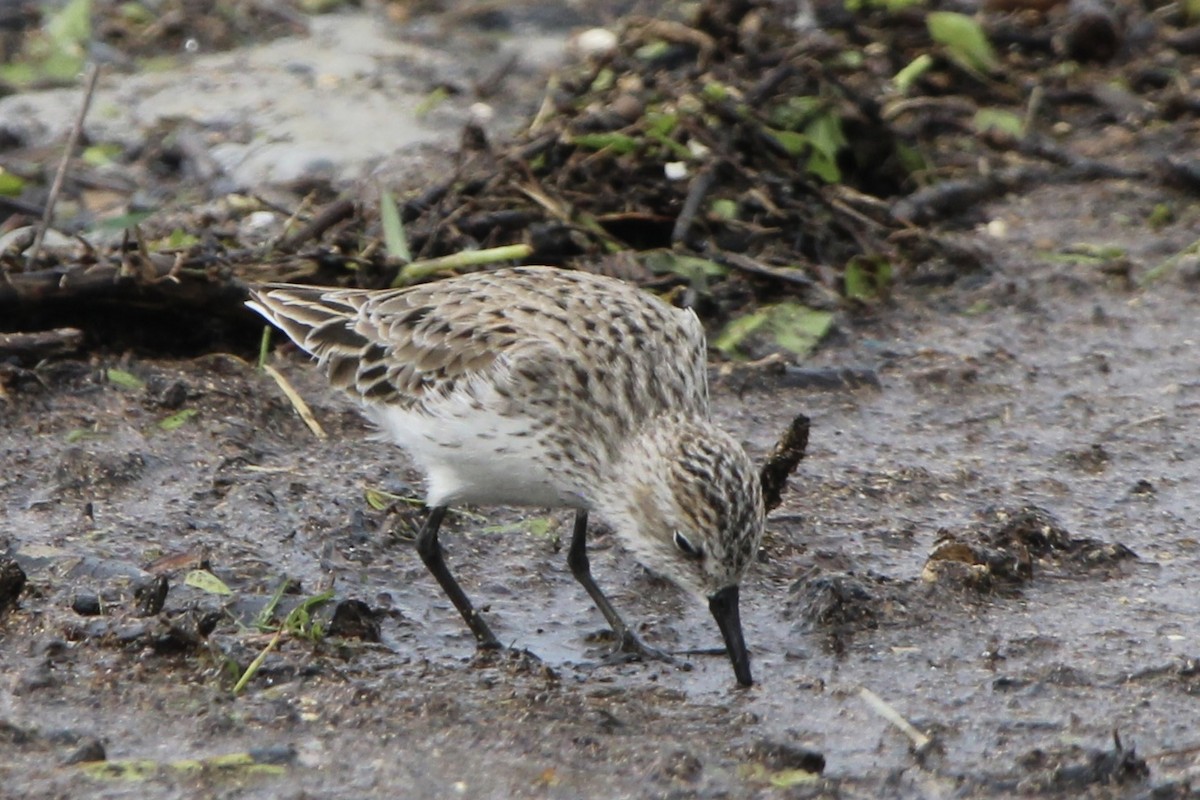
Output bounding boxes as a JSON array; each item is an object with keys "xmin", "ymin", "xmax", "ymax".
[{"xmin": 566, "ymin": 509, "xmax": 675, "ymax": 665}]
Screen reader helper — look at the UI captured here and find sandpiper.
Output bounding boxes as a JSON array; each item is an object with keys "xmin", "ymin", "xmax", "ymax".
[{"xmin": 247, "ymin": 266, "xmax": 765, "ymax": 686}]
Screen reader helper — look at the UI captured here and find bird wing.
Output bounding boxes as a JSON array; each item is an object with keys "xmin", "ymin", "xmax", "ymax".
[
  {"xmin": 247, "ymin": 282, "xmax": 535, "ymax": 409},
  {"xmin": 247, "ymin": 268, "xmax": 711, "ymax": 419}
]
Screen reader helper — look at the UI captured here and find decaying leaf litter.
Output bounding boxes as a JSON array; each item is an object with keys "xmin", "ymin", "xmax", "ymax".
[
  {"xmin": 3, "ymin": 0, "xmax": 1200, "ymax": 796},
  {"xmin": 5, "ymin": 0, "xmax": 1197, "ymax": 352}
]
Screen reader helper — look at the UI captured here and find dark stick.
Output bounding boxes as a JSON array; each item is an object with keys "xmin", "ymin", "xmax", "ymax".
[
  {"xmin": 0, "ymin": 328, "xmax": 84, "ymax": 363},
  {"xmin": 276, "ymin": 197, "xmax": 357, "ymax": 253},
  {"xmin": 28, "ymin": 63, "xmax": 101, "ymax": 268},
  {"xmin": 760, "ymin": 413, "xmax": 810, "ymax": 514},
  {"xmin": 671, "ymin": 167, "xmax": 717, "ymax": 245}
]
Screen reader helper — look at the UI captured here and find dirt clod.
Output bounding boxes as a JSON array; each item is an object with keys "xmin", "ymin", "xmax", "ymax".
[{"xmin": 0, "ymin": 553, "xmax": 26, "ymax": 610}]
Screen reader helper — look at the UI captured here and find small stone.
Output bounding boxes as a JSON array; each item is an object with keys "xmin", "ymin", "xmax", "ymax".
[
  {"xmin": 71, "ymin": 593, "xmax": 102, "ymax": 616},
  {"xmin": 327, "ymin": 599, "xmax": 381, "ymax": 642},
  {"xmin": 62, "ymin": 737, "xmax": 106, "ymax": 765},
  {"xmin": 134, "ymin": 575, "xmax": 169, "ymax": 617},
  {"xmin": 572, "ymin": 28, "xmax": 618, "ymax": 58}
]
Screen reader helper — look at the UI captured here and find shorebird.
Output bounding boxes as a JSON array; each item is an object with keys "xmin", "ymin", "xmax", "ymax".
[{"xmin": 247, "ymin": 266, "xmax": 765, "ymax": 685}]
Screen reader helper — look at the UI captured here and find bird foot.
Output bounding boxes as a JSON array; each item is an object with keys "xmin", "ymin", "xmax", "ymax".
[{"xmin": 587, "ymin": 629, "xmax": 692, "ymax": 672}]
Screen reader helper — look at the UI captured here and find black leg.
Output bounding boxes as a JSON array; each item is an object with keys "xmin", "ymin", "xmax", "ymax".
[
  {"xmin": 415, "ymin": 506, "xmax": 500, "ymax": 649},
  {"xmin": 566, "ymin": 510, "xmax": 673, "ymax": 664}
]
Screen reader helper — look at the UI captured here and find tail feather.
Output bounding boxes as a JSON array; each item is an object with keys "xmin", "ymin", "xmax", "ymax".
[{"xmin": 246, "ymin": 284, "xmax": 369, "ymax": 362}]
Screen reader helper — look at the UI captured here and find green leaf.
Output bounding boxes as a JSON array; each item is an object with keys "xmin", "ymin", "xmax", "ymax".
[
  {"xmin": 766, "ymin": 111, "xmax": 845, "ymax": 181},
  {"xmin": 740, "ymin": 763, "xmax": 821, "ymax": 787},
  {"xmin": 81, "ymin": 142, "xmax": 122, "ymax": 167},
  {"xmin": 0, "ymin": 169, "xmax": 26, "ymax": 196},
  {"xmin": 65, "ymin": 427, "xmax": 105, "ymax": 443},
  {"xmin": 645, "ymin": 111, "xmax": 678, "ymax": 138},
  {"xmin": 844, "ymin": 255, "xmax": 893, "ymax": 301},
  {"xmin": 806, "ymin": 112, "xmax": 846, "ymax": 162},
  {"xmin": 299, "ymin": 0, "xmax": 349, "ymax": 11},
  {"xmin": 119, "ymin": 2, "xmax": 155, "ymax": 25},
  {"xmin": 896, "ymin": 143, "xmax": 931, "ymax": 177},
  {"xmin": 46, "ymin": 0, "xmax": 91, "ymax": 49},
  {"xmin": 634, "ymin": 40, "xmax": 672, "ymax": 61},
  {"xmin": 835, "ymin": 49, "xmax": 864, "ymax": 69},
  {"xmin": 1147, "ymin": 203, "xmax": 1174, "ymax": 231},
  {"xmin": 36, "ymin": 49, "xmax": 86, "ymax": 84},
  {"xmin": 481, "ymin": 517, "xmax": 557, "ymax": 537},
  {"xmin": 806, "ymin": 145, "xmax": 841, "ymax": 183},
  {"xmin": 158, "ymin": 409, "xmax": 197, "ymax": 431},
  {"xmin": 414, "ymin": 86, "xmax": 449, "ymax": 117},
  {"xmin": 973, "ymin": 108, "xmax": 1023, "ymax": 137},
  {"xmin": 254, "ymin": 579, "xmax": 293, "ymax": 630},
  {"xmin": 81, "ymin": 753, "xmax": 285, "ymax": 780},
  {"xmin": 713, "ymin": 310, "xmax": 770, "ymax": 356},
  {"xmin": 364, "ymin": 487, "xmax": 421, "ymax": 510},
  {"xmin": 768, "ymin": 769, "xmax": 820, "ymax": 788},
  {"xmin": 715, "ymin": 304, "xmax": 833, "ymax": 358},
  {"xmin": 709, "ymin": 199, "xmax": 738, "ymax": 220},
  {"xmin": 769, "ymin": 304, "xmax": 834, "ymax": 356},
  {"xmin": 364, "ymin": 488, "xmax": 392, "ymax": 511},
  {"xmin": 185, "ymin": 570, "xmax": 233, "ymax": 596},
  {"xmin": 768, "ymin": 96, "xmax": 823, "ymax": 130},
  {"xmin": 106, "ymin": 368, "xmax": 145, "ymax": 390},
  {"xmin": 642, "ymin": 251, "xmax": 728, "ymax": 281},
  {"xmin": 162, "ymin": 228, "xmax": 199, "ymax": 249},
  {"xmin": 894, "ymin": 54, "xmax": 934, "ymax": 94},
  {"xmin": 571, "ymin": 132, "xmax": 641, "ymax": 154},
  {"xmin": 90, "ymin": 211, "xmax": 155, "ymax": 232},
  {"xmin": 701, "ymin": 81, "xmax": 729, "ymax": 102},
  {"xmin": 927, "ymin": 12, "xmax": 998, "ymax": 74},
  {"xmin": 590, "ymin": 67, "xmax": 615, "ymax": 92},
  {"xmin": 379, "ymin": 188, "xmax": 410, "ymax": 263},
  {"xmin": 283, "ymin": 589, "xmax": 335, "ymax": 640},
  {"xmin": 765, "ymin": 128, "xmax": 808, "ymax": 157}
]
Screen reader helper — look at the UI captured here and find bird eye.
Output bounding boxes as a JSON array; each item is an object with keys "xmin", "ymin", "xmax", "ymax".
[{"xmin": 673, "ymin": 531, "xmax": 703, "ymax": 559}]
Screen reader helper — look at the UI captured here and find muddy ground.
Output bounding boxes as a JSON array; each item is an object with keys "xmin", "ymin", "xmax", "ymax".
[
  {"xmin": 4, "ymin": 4, "xmax": 1200, "ymax": 800},
  {"xmin": 5, "ymin": 190, "xmax": 1199, "ymax": 798}
]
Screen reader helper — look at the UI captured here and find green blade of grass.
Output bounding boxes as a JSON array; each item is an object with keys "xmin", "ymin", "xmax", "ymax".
[{"xmin": 379, "ymin": 188, "xmax": 411, "ymax": 263}]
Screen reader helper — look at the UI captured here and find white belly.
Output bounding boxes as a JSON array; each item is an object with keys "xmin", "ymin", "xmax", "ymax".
[{"xmin": 367, "ymin": 401, "xmax": 584, "ymax": 509}]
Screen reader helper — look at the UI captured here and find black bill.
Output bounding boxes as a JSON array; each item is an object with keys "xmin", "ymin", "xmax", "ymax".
[{"xmin": 708, "ymin": 584, "xmax": 752, "ymax": 687}]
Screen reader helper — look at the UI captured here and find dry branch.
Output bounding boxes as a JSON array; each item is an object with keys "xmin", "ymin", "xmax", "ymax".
[{"xmin": 0, "ymin": 328, "xmax": 83, "ymax": 363}]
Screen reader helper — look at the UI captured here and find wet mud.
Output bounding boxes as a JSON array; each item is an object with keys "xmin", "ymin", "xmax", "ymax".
[{"xmin": 4, "ymin": 177, "xmax": 1200, "ymax": 798}]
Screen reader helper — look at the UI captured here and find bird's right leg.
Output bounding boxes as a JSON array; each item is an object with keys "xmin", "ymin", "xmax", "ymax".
[{"xmin": 414, "ymin": 505, "xmax": 500, "ymax": 649}]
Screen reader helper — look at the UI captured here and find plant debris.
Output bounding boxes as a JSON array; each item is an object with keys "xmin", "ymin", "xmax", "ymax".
[
  {"xmin": 4, "ymin": 0, "xmax": 1197, "ymax": 354},
  {"xmin": 922, "ymin": 505, "xmax": 1138, "ymax": 590}
]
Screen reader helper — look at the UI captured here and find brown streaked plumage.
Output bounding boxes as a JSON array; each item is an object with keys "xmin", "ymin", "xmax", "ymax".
[{"xmin": 247, "ymin": 266, "xmax": 764, "ymax": 686}]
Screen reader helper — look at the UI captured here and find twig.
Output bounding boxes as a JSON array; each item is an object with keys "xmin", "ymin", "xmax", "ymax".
[
  {"xmin": 720, "ymin": 252, "xmax": 818, "ymax": 290},
  {"xmin": 233, "ymin": 628, "xmax": 283, "ymax": 694},
  {"xmin": 1140, "ymin": 235, "xmax": 1200, "ymax": 286},
  {"xmin": 671, "ymin": 166, "xmax": 717, "ymax": 245},
  {"xmin": 261, "ymin": 364, "xmax": 327, "ymax": 439},
  {"xmin": 393, "ymin": 244, "xmax": 534, "ymax": 286},
  {"xmin": 859, "ymin": 686, "xmax": 932, "ymax": 750},
  {"xmin": 759, "ymin": 413, "xmax": 810, "ymax": 514},
  {"xmin": 276, "ymin": 197, "xmax": 357, "ymax": 253},
  {"xmin": 28, "ymin": 63, "xmax": 101, "ymax": 268},
  {"xmin": 0, "ymin": 328, "xmax": 84, "ymax": 363}
]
